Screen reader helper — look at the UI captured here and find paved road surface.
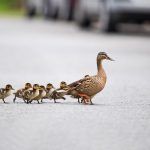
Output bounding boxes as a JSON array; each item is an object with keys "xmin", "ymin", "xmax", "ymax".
[{"xmin": 0, "ymin": 17, "xmax": 150, "ymax": 150}]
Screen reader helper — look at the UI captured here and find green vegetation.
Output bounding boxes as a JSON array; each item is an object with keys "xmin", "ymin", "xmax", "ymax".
[{"xmin": 0, "ymin": 0, "xmax": 24, "ymax": 16}]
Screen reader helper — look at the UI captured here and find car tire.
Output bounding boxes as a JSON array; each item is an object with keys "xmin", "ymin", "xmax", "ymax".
[
  {"xmin": 76, "ymin": 11, "xmax": 91, "ymax": 28},
  {"xmin": 26, "ymin": 4, "xmax": 36, "ymax": 17},
  {"xmin": 79, "ymin": 17, "xmax": 91, "ymax": 28},
  {"xmin": 51, "ymin": 7, "xmax": 59, "ymax": 19}
]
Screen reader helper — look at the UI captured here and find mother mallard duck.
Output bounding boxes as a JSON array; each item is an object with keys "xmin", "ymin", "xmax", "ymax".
[{"xmin": 64, "ymin": 52, "xmax": 114, "ymax": 105}]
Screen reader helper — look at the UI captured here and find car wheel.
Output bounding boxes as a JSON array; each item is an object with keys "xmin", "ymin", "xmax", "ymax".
[
  {"xmin": 79, "ymin": 16, "xmax": 91, "ymax": 28},
  {"xmin": 26, "ymin": 4, "xmax": 36, "ymax": 17},
  {"xmin": 51, "ymin": 7, "xmax": 59, "ymax": 19},
  {"xmin": 76, "ymin": 10, "xmax": 91, "ymax": 27}
]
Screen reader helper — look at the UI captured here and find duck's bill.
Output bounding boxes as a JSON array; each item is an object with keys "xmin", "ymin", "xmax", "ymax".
[{"xmin": 107, "ymin": 56, "xmax": 115, "ymax": 61}]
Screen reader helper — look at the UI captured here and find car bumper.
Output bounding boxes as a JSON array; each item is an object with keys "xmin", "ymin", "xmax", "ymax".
[{"xmin": 112, "ymin": 8, "xmax": 150, "ymax": 22}]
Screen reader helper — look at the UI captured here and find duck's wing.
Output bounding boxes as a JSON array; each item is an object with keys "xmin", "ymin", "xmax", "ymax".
[{"xmin": 68, "ymin": 76, "xmax": 91, "ymax": 89}]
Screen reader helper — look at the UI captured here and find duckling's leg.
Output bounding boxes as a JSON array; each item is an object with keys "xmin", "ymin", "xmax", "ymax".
[
  {"xmin": 26, "ymin": 99, "xmax": 30, "ymax": 104},
  {"xmin": 77, "ymin": 97, "xmax": 81, "ymax": 103},
  {"xmin": 23, "ymin": 99, "xmax": 27, "ymax": 103},
  {"xmin": 54, "ymin": 98, "xmax": 57, "ymax": 103},
  {"xmin": 78, "ymin": 97, "xmax": 86, "ymax": 104},
  {"xmin": 37, "ymin": 100, "xmax": 40, "ymax": 104},
  {"xmin": 23, "ymin": 98, "xmax": 28, "ymax": 104},
  {"xmin": 61, "ymin": 97, "xmax": 66, "ymax": 100},
  {"xmin": 41, "ymin": 99, "xmax": 43, "ymax": 103},
  {"xmin": 29, "ymin": 100, "xmax": 33, "ymax": 104},
  {"xmin": 13, "ymin": 96, "xmax": 16, "ymax": 103},
  {"xmin": 2, "ymin": 99, "xmax": 6, "ymax": 103}
]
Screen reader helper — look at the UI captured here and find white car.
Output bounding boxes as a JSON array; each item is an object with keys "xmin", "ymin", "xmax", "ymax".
[
  {"xmin": 43, "ymin": 0, "xmax": 77, "ymax": 20},
  {"xmin": 74, "ymin": 0, "xmax": 100, "ymax": 27},
  {"xmin": 100, "ymin": 0, "xmax": 150, "ymax": 32}
]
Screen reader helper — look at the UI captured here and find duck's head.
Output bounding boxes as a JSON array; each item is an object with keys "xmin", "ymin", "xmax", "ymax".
[
  {"xmin": 40, "ymin": 85, "xmax": 46, "ymax": 91},
  {"xmin": 33, "ymin": 84, "xmax": 40, "ymax": 90},
  {"xmin": 97, "ymin": 52, "xmax": 114, "ymax": 61},
  {"xmin": 60, "ymin": 81, "xmax": 67, "ymax": 89},
  {"xmin": 25, "ymin": 83, "xmax": 32, "ymax": 89},
  {"xmin": 46, "ymin": 83, "xmax": 53, "ymax": 90},
  {"xmin": 5, "ymin": 84, "xmax": 14, "ymax": 90}
]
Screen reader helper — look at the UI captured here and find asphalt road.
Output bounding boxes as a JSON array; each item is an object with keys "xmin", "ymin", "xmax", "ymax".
[{"xmin": 0, "ymin": 17, "xmax": 150, "ymax": 150}]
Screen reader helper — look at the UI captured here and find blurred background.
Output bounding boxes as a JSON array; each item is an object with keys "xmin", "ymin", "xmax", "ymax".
[
  {"xmin": 0, "ymin": 1, "xmax": 150, "ymax": 150},
  {"xmin": 1, "ymin": 0, "xmax": 150, "ymax": 32}
]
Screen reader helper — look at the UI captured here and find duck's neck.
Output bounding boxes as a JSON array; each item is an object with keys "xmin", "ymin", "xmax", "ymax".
[{"xmin": 97, "ymin": 59, "xmax": 107, "ymax": 80}]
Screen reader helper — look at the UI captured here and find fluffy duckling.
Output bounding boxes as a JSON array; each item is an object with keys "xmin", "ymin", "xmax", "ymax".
[
  {"xmin": 13, "ymin": 83, "xmax": 32, "ymax": 103},
  {"xmin": 59, "ymin": 80, "xmax": 88, "ymax": 104},
  {"xmin": 31, "ymin": 85, "xmax": 46, "ymax": 104},
  {"xmin": 57, "ymin": 81, "xmax": 80, "ymax": 103},
  {"xmin": 23, "ymin": 84, "xmax": 40, "ymax": 104},
  {"xmin": 43, "ymin": 83, "xmax": 54, "ymax": 99},
  {"xmin": 0, "ymin": 84, "xmax": 14, "ymax": 103},
  {"xmin": 44, "ymin": 83, "xmax": 65, "ymax": 103}
]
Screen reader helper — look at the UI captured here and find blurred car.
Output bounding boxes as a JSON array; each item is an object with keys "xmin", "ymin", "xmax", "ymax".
[
  {"xmin": 100, "ymin": 0, "xmax": 150, "ymax": 32},
  {"xmin": 25, "ymin": 0, "xmax": 44, "ymax": 17},
  {"xmin": 74, "ymin": 0, "xmax": 100, "ymax": 27},
  {"xmin": 43, "ymin": 0, "xmax": 77, "ymax": 20}
]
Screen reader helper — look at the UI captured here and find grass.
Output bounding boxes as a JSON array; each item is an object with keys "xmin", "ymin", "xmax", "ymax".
[{"xmin": 0, "ymin": 4, "xmax": 24, "ymax": 17}]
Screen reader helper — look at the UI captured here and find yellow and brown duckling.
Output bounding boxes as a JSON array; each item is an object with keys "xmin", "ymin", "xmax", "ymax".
[
  {"xmin": 23, "ymin": 84, "xmax": 40, "ymax": 104},
  {"xmin": 13, "ymin": 83, "xmax": 32, "ymax": 103},
  {"xmin": 0, "ymin": 84, "xmax": 14, "ymax": 103},
  {"xmin": 43, "ymin": 83, "xmax": 54, "ymax": 99},
  {"xmin": 58, "ymin": 81, "xmax": 81, "ymax": 103},
  {"xmin": 67, "ymin": 52, "xmax": 114, "ymax": 105},
  {"xmin": 44, "ymin": 83, "xmax": 66, "ymax": 103},
  {"xmin": 31, "ymin": 85, "xmax": 47, "ymax": 104}
]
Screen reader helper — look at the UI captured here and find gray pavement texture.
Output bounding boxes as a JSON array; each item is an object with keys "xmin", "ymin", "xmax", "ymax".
[{"xmin": 0, "ymin": 17, "xmax": 150, "ymax": 150}]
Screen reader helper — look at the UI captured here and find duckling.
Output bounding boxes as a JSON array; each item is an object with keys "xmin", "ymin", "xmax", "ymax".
[
  {"xmin": 59, "ymin": 77, "xmax": 91, "ymax": 104},
  {"xmin": 23, "ymin": 84, "xmax": 40, "ymax": 104},
  {"xmin": 0, "ymin": 84, "xmax": 14, "ymax": 103},
  {"xmin": 44, "ymin": 83, "xmax": 65, "ymax": 103},
  {"xmin": 31, "ymin": 85, "xmax": 46, "ymax": 104},
  {"xmin": 43, "ymin": 83, "xmax": 54, "ymax": 99},
  {"xmin": 67, "ymin": 52, "xmax": 114, "ymax": 105},
  {"xmin": 13, "ymin": 83, "xmax": 32, "ymax": 103},
  {"xmin": 58, "ymin": 81, "xmax": 81, "ymax": 103}
]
